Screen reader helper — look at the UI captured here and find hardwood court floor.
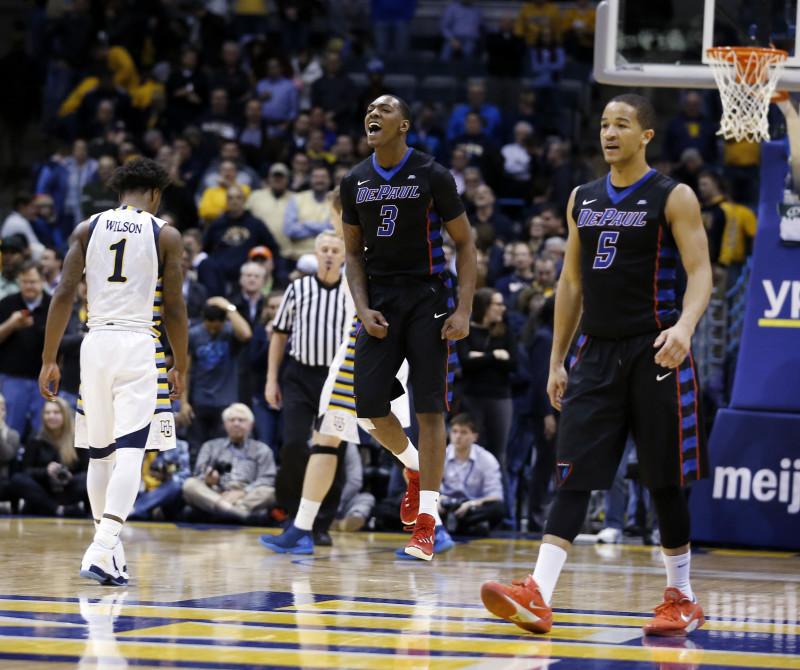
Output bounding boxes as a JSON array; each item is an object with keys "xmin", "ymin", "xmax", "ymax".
[{"xmin": 0, "ymin": 517, "xmax": 797, "ymax": 670}]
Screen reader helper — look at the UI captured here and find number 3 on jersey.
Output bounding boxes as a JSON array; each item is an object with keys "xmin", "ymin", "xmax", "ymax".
[
  {"xmin": 593, "ymin": 231, "xmax": 618, "ymax": 270},
  {"xmin": 107, "ymin": 238, "xmax": 128, "ymax": 283},
  {"xmin": 377, "ymin": 204, "xmax": 398, "ymax": 237}
]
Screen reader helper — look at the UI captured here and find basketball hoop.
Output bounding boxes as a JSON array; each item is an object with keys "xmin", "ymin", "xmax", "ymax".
[{"xmin": 707, "ymin": 46, "xmax": 788, "ymax": 142}]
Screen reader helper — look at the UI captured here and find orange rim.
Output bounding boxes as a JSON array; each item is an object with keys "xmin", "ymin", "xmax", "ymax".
[{"xmin": 707, "ymin": 46, "xmax": 788, "ymax": 85}]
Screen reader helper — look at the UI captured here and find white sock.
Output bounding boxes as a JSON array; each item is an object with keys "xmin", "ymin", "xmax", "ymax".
[
  {"xmin": 87, "ymin": 455, "xmax": 115, "ymax": 522},
  {"xmin": 663, "ymin": 550, "xmax": 693, "ymax": 600},
  {"xmin": 295, "ymin": 498, "xmax": 321, "ymax": 531},
  {"xmin": 532, "ymin": 543, "xmax": 568, "ymax": 604},
  {"xmin": 94, "ymin": 517, "xmax": 122, "ymax": 550},
  {"xmin": 396, "ymin": 440, "xmax": 419, "ymax": 471},
  {"xmin": 419, "ymin": 490, "xmax": 439, "ymax": 517},
  {"xmin": 102, "ymin": 448, "xmax": 145, "ymax": 522},
  {"xmin": 432, "ymin": 506, "xmax": 443, "ymax": 527}
]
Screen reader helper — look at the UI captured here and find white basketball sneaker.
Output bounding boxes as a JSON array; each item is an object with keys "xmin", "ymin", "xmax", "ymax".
[
  {"xmin": 597, "ymin": 527, "xmax": 622, "ymax": 544},
  {"xmin": 80, "ymin": 542, "xmax": 128, "ymax": 586},
  {"xmin": 112, "ymin": 540, "xmax": 129, "ymax": 584}
]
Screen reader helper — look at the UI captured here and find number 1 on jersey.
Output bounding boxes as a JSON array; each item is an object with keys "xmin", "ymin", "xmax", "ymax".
[
  {"xmin": 377, "ymin": 204, "xmax": 398, "ymax": 237},
  {"xmin": 107, "ymin": 238, "xmax": 128, "ymax": 283},
  {"xmin": 593, "ymin": 231, "xmax": 618, "ymax": 270}
]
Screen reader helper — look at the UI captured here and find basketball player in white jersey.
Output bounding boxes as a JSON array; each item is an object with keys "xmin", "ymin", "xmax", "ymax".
[
  {"xmin": 39, "ymin": 158, "xmax": 188, "ymax": 585},
  {"xmin": 260, "ymin": 191, "xmax": 454, "ymax": 556}
]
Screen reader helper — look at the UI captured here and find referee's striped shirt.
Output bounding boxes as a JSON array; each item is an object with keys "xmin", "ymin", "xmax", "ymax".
[{"xmin": 272, "ymin": 275, "xmax": 349, "ymax": 367}]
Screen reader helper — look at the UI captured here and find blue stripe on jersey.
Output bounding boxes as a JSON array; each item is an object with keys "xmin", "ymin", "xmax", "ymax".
[
  {"xmin": 657, "ymin": 268, "xmax": 677, "ymax": 280},
  {"xmin": 151, "ymin": 217, "xmax": 161, "ymax": 261},
  {"xmin": 86, "ymin": 213, "xmax": 102, "ymax": 245},
  {"xmin": 682, "ymin": 435, "xmax": 697, "ymax": 451},
  {"xmin": 679, "ymin": 367, "xmax": 694, "ymax": 384},
  {"xmin": 605, "ymin": 169, "xmax": 656, "ymax": 205},
  {"xmin": 682, "ymin": 457, "xmax": 697, "ymax": 476},
  {"xmin": 658, "ymin": 246, "xmax": 678, "ymax": 259},
  {"xmin": 371, "ymin": 148, "xmax": 413, "ymax": 181},
  {"xmin": 682, "ymin": 414, "xmax": 696, "ymax": 430},
  {"xmin": 680, "ymin": 390, "xmax": 695, "ymax": 406},
  {"xmin": 657, "ymin": 289, "xmax": 676, "ymax": 301},
  {"xmin": 152, "ymin": 277, "xmax": 163, "ymax": 337}
]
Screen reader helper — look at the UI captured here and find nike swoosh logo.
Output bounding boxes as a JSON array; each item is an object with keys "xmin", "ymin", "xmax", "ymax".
[
  {"xmin": 528, "ymin": 602, "xmax": 551, "ymax": 616},
  {"xmin": 656, "ymin": 372, "xmax": 673, "ymax": 381},
  {"xmin": 434, "ymin": 312, "xmax": 447, "ymax": 319},
  {"xmin": 680, "ymin": 612, "xmax": 694, "ymax": 623},
  {"xmin": 582, "ymin": 198, "xmax": 597, "ymax": 205},
  {"xmin": 358, "ymin": 180, "xmax": 370, "ymax": 185}
]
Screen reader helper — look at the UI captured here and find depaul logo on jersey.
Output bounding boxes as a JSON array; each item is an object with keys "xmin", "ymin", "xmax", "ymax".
[
  {"xmin": 356, "ymin": 185, "xmax": 421, "ymax": 203},
  {"xmin": 759, "ymin": 279, "xmax": 800, "ymax": 328},
  {"xmin": 576, "ymin": 208, "xmax": 647, "ymax": 228}
]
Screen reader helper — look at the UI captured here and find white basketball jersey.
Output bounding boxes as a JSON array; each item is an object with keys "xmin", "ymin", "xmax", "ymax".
[{"xmin": 85, "ymin": 205, "xmax": 165, "ymax": 334}]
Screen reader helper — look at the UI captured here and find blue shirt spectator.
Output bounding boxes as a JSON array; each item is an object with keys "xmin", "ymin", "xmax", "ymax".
[
  {"xmin": 441, "ymin": 1, "xmax": 482, "ymax": 60},
  {"xmin": 441, "ymin": 428, "xmax": 504, "ymax": 504},
  {"xmin": 495, "ymin": 242, "xmax": 534, "ymax": 309},
  {"xmin": 447, "ymin": 81, "xmax": 503, "ymax": 142},
  {"xmin": 188, "ymin": 320, "xmax": 241, "ymax": 409},
  {"xmin": 256, "ymin": 58, "xmax": 299, "ymax": 127},
  {"xmin": 529, "ymin": 39, "xmax": 566, "ymax": 88}
]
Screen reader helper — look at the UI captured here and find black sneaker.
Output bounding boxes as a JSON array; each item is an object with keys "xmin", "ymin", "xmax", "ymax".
[{"xmin": 313, "ymin": 530, "xmax": 333, "ymax": 547}]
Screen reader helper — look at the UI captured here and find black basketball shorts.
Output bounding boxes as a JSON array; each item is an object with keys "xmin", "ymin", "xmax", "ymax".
[
  {"xmin": 354, "ymin": 275, "xmax": 455, "ymax": 417},
  {"xmin": 556, "ymin": 332, "xmax": 708, "ymax": 491}
]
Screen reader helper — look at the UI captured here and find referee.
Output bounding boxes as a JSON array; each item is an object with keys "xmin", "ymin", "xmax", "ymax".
[{"xmin": 266, "ymin": 231, "xmax": 349, "ymax": 542}]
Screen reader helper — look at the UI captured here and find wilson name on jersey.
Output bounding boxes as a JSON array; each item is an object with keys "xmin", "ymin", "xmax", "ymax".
[
  {"xmin": 340, "ymin": 148, "xmax": 464, "ymax": 278},
  {"xmin": 571, "ymin": 169, "xmax": 680, "ymax": 339},
  {"xmin": 85, "ymin": 205, "xmax": 165, "ymax": 335}
]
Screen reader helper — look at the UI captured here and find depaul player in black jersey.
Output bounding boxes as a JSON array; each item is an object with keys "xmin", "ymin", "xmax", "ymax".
[
  {"xmin": 481, "ymin": 94, "xmax": 713, "ymax": 636},
  {"xmin": 340, "ymin": 95, "xmax": 477, "ymax": 561}
]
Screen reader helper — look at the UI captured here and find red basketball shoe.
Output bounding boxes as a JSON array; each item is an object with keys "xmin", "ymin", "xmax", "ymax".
[
  {"xmin": 400, "ymin": 468, "xmax": 420, "ymax": 526},
  {"xmin": 404, "ymin": 512, "xmax": 435, "ymax": 561},
  {"xmin": 643, "ymin": 588, "xmax": 705, "ymax": 637},
  {"xmin": 480, "ymin": 575, "xmax": 553, "ymax": 634}
]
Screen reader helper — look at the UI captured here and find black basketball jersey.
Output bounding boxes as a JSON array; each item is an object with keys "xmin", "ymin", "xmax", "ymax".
[
  {"xmin": 571, "ymin": 169, "xmax": 680, "ymax": 339},
  {"xmin": 340, "ymin": 148, "xmax": 465, "ymax": 278}
]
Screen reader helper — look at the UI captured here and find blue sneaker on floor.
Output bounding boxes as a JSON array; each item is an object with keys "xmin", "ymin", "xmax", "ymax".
[
  {"xmin": 395, "ymin": 525, "xmax": 455, "ymax": 559},
  {"xmin": 259, "ymin": 525, "xmax": 314, "ymax": 554},
  {"xmin": 434, "ymin": 525, "xmax": 455, "ymax": 553}
]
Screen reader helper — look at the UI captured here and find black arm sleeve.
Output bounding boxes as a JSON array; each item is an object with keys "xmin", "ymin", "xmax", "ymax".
[
  {"xmin": 340, "ymin": 174, "xmax": 359, "ymax": 226},
  {"xmin": 430, "ymin": 162, "xmax": 466, "ymax": 223}
]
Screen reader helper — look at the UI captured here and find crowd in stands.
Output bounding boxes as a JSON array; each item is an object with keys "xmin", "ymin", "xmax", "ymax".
[{"xmin": 0, "ymin": 1, "xmax": 759, "ymax": 541}]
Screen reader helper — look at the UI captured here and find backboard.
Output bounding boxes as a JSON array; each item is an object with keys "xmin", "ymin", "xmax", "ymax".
[{"xmin": 594, "ymin": 0, "xmax": 800, "ymax": 90}]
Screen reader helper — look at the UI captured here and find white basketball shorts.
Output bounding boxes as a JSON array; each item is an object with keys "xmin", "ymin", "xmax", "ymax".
[{"xmin": 75, "ymin": 329, "xmax": 176, "ymax": 456}]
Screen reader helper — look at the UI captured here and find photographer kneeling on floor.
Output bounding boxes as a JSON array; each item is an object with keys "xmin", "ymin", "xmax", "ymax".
[
  {"xmin": 182, "ymin": 403, "xmax": 276, "ymax": 522},
  {"xmin": 439, "ymin": 414, "xmax": 505, "ymax": 536}
]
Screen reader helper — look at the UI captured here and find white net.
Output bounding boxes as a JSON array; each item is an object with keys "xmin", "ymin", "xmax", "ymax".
[{"xmin": 707, "ymin": 47, "xmax": 788, "ymax": 143}]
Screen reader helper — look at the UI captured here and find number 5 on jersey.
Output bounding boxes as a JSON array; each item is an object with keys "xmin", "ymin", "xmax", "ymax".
[
  {"xmin": 377, "ymin": 204, "xmax": 398, "ymax": 237},
  {"xmin": 108, "ymin": 238, "xmax": 128, "ymax": 283},
  {"xmin": 593, "ymin": 231, "xmax": 618, "ymax": 270}
]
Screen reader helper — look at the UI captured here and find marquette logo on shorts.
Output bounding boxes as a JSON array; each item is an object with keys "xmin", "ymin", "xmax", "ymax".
[
  {"xmin": 759, "ymin": 279, "xmax": 800, "ymax": 328},
  {"xmin": 356, "ymin": 185, "xmax": 420, "ymax": 203},
  {"xmin": 576, "ymin": 208, "xmax": 647, "ymax": 228},
  {"xmin": 712, "ymin": 459, "xmax": 800, "ymax": 514}
]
